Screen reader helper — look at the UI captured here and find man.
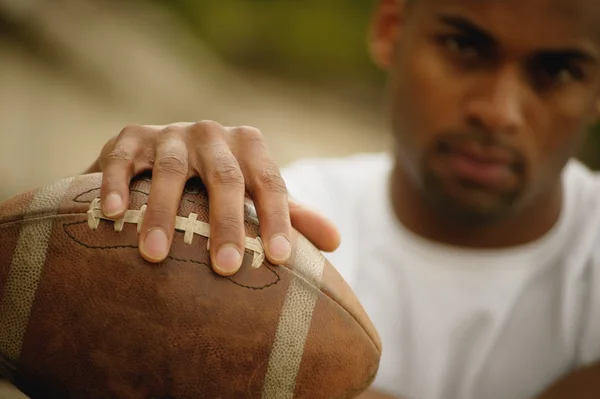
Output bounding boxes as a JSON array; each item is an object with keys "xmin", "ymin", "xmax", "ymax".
[{"xmin": 84, "ymin": 0, "xmax": 600, "ymax": 398}]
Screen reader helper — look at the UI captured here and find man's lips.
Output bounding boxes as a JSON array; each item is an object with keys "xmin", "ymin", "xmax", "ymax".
[
  {"xmin": 437, "ymin": 140, "xmax": 519, "ymax": 187},
  {"xmin": 438, "ymin": 140, "xmax": 517, "ymax": 164}
]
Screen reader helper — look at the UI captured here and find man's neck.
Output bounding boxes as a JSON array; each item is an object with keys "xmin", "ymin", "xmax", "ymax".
[{"xmin": 389, "ymin": 163, "xmax": 564, "ymax": 249}]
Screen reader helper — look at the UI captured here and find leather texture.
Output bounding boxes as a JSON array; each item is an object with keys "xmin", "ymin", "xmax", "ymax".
[
  {"xmin": 534, "ymin": 362, "xmax": 600, "ymax": 399},
  {"xmin": 0, "ymin": 173, "xmax": 381, "ymax": 399}
]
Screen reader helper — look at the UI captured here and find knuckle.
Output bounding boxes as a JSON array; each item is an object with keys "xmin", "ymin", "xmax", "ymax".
[
  {"xmin": 155, "ymin": 153, "xmax": 188, "ymax": 177},
  {"xmin": 158, "ymin": 124, "xmax": 184, "ymax": 139},
  {"xmin": 210, "ymin": 162, "xmax": 245, "ymax": 188},
  {"xmin": 104, "ymin": 124, "xmax": 158, "ymax": 167},
  {"xmin": 256, "ymin": 167, "xmax": 287, "ymax": 195},
  {"xmin": 106, "ymin": 145, "xmax": 134, "ymax": 165},
  {"xmin": 118, "ymin": 124, "xmax": 145, "ymax": 139},
  {"xmin": 230, "ymin": 126, "xmax": 264, "ymax": 142},
  {"xmin": 155, "ymin": 133, "xmax": 189, "ymax": 177},
  {"xmin": 199, "ymin": 120, "xmax": 224, "ymax": 131},
  {"xmin": 189, "ymin": 120, "xmax": 224, "ymax": 138}
]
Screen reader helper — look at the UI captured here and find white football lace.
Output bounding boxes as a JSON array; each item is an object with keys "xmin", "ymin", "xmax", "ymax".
[{"xmin": 86, "ymin": 198, "xmax": 265, "ymax": 269}]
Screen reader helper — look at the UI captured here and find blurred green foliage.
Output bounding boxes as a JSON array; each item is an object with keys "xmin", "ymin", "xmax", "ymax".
[
  {"xmin": 150, "ymin": 1, "xmax": 384, "ymax": 91},
  {"xmin": 152, "ymin": 0, "xmax": 600, "ymax": 168}
]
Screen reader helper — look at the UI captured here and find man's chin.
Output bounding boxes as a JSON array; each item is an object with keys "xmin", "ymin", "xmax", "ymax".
[{"xmin": 423, "ymin": 182, "xmax": 520, "ymax": 226}]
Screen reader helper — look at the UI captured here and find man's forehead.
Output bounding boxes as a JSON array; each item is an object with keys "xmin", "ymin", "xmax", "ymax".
[{"xmin": 417, "ymin": 0, "xmax": 600, "ymax": 44}]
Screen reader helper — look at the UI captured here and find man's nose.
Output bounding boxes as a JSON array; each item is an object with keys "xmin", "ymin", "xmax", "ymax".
[{"xmin": 464, "ymin": 65, "xmax": 526, "ymax": 134}]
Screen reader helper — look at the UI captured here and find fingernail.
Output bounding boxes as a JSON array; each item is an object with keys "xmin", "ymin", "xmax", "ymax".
[
  {"xmin": 103, "ymin": 192, "xmax": 124, "ymax": 217},
  {"xmin": 143, "ymin": 228, "xmax": 169, "ymax": 261},
  {"xmin": 268, "ymin": 235, "xmax": 291, "ymax": 262},
  {"xmin": 215, "ymin": 245, "xmax": 242, "ymax": 274}
]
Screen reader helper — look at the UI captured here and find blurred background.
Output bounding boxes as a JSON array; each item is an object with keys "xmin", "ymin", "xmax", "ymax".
[
  {"xmin": 0, "ymin": 0, "xmax": 392, "ymax": 203},
  {"xmin": 1, "ymin": 0, "xmax": 600, "ymax": 203}
]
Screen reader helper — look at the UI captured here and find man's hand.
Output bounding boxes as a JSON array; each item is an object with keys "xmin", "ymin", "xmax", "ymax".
[{"xmin": 85, "ymin": 121, "xmax": 340, "ymax": 276}]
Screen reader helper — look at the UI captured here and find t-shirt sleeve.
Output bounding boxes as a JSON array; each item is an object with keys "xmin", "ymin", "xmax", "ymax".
[
  {"xmin": 280, "ymin": 152, "xmax": 390, "ymax": 222},
  {"xmin": 575, "ymin": 244, "xmax": 600, "ymax": 367},
  {"xmin": 279, "ymin": 154, "xmax": 389, "ymax": 286},
  {"xmin": 280, "ymin": 158, "xmax": 336, "ymax": 218},
  {"xmin": 573, "ymin": 170, "xmax": 600, "ymax": 368}
]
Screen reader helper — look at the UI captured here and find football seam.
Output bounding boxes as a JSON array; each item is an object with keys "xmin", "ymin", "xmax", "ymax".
[
  {"xmin": 0, "ymin": 212, "xmax": 84, "ymax": 228},
  {"xmin": 62, "ymin": 220, "xmax": 282, "ymax": 291},
  {"xmin": 0, "ymin": 214, "xmax": 381, "ymax": 351},
  {"xmin": 84, "ymin": 198, "xmax": 265, "ymax": 269},
  {"xmin": 73, "ymin": 188, "xmax": 204, "ymax": 208}
]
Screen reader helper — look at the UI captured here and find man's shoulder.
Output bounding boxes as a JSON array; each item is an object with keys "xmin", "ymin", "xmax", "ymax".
[
  {"xmin": 561, "ymin": 161, "xmax": 600, "ymax": 369},
  {"xmin": 281, "ymin": 152, "xmax": 392, "ymax": 206},
  {"xmin": 559, "ymin": 160, "xmax": 600, "ymax": 290},
  {"xmin": 564, "ymin": 158, "xmax": 600, "ymax": 185},
  {"xmin": 560, "ymin": 159, "xmax": 600, "ymax": 247},
  {"xmin": 281, "ymin": 151, "xmax": 392, "ymax": 181},
  {"xmin": 280, "ymin": 152, "xmax": 393, "ymax": 284},
  {"xmin": 563, "ymin": 159, "xmax": 600, "ymax": 221}
]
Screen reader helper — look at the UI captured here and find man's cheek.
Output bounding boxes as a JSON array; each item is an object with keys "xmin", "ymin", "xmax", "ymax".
[{"xmin": 537, "ymin": 134, "xmax": 581, "ymax": 175}]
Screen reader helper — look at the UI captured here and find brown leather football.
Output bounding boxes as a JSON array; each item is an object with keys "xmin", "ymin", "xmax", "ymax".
[{"xmin": 0, "ymin": 173, "xmax": 381, "ymax": 399}]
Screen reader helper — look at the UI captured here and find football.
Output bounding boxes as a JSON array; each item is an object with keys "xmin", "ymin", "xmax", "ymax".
[{"xmin": 0, "ymin": 173, "xmax": 381, "ymax": 399}]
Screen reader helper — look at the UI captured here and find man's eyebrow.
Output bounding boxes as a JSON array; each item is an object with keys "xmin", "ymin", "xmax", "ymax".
[
  {"xmin": 436, "ymin": 14, "xmax": 495, "ymax": 44},
  {"xmin": 436, "ymin": 14, "xmax": 600, "ymax": 64},
  {"xmin": 536, "ymin": 48, "xmax": 599, "ymax": 64}
]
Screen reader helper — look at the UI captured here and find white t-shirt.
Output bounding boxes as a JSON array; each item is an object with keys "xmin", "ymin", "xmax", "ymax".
[{"xmin": 281, "ymin": 152, "xmax": 600, "ymax": 399}]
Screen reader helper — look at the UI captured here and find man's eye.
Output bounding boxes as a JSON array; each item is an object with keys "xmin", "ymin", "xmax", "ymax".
[
  {"xmin": 441, "ymin": 35, "xmax": 480, "ymax": 58},
  {"xmin": 544, "ymin": 64, "xmax": 583, "ymax": 84},
  {"xmin": 529, "ymin": 57, "xmax": 587, "ymax": 91}
]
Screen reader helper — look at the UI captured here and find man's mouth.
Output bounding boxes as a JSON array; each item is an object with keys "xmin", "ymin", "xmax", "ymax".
[{"xmin": 436, "ymin": 139, "xmax": 519, "ymax": 187}]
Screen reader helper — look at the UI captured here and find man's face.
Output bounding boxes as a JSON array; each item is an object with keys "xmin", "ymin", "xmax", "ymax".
[{"xmin": 373, "ymin": 0, "xmax": 600, "ymax": 223}]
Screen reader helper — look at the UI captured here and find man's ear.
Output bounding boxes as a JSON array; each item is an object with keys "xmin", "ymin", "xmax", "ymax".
[{"xmin": 368, "ymin": 0, "xmax": 405, "ymax": 70}]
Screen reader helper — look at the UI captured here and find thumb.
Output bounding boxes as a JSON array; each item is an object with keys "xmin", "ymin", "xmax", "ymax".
[{"xmin": 288, "ymin": 197, "xmax": 341, "ymax": 253}]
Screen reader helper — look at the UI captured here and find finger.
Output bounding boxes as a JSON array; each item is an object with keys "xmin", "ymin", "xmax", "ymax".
[
  {"xmin": 99, "ymin": 131, "xmax": 140, "ymax": 219},
  {"xmin": 229, "ymin": 127, "xmax": 292, "ymax": 265},
  {"xmin": 288, "ymin": 197, "xmax": 341, "ymax": 252},
  {"xmin": 194, "ymin": 122, "xmax": 246, "ymax": 276},
  {"xmin": 138, "ymin": 132, "xmax": 190, "ymax": 263}
]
